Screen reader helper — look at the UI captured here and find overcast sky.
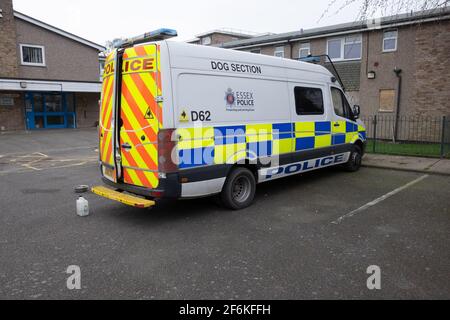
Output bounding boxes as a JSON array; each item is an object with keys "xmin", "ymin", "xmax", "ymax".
[{"xmin": 12, "ymin": 0, "xmax": 365, "ymax": 46}]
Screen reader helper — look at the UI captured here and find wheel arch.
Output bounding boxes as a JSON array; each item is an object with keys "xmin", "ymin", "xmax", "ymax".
[
  {"xmin": 354, "ymin": 139, "xmax": 366, "ymax": 155},
  {"xmin": 224, "ymin": 161, "xmax": 260, "ymax": 184}
]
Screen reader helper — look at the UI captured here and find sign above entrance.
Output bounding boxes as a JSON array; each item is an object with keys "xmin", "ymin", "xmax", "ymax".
[{"xmin": 0, "ymin": 96, "xmax": 14, "ymax": 106}]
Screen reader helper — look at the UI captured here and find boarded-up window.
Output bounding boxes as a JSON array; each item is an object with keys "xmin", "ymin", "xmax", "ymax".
[{"xmin": 379, "ymin": 89, "xmax": 396, "ymax": 112}]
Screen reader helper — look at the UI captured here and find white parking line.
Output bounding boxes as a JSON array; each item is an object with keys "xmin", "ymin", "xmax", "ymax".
[{"xmin": 332, "ymin": 174, "xmax": 429, "ymax": 225}]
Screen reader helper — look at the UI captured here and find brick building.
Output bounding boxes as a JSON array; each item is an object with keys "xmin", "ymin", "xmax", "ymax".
[
  {"xmin": 193, "ymin": 8, "xmax": 450, "ymax": 118},
  {"xmin": 187, "ymin": 28, "xmax": 270, "ymax": 47},
  {"xmin": 0, "ymin": 0, "xmax": 105, "ymax": 131}
]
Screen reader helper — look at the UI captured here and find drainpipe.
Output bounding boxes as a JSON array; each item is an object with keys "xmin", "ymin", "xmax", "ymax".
[
  {"xmin": 393, "ymin": 67, "xmax": 403, "ymax": 142},
  {"xmin": 288, "ymin": 40, "xmax": 294, "ymax": 60}
]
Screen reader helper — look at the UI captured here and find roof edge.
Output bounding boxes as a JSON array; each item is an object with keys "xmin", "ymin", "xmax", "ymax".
[
  {"xmin": 14, "ymin": 11, "xmax": 105, "ymax": 51},
  {"xmin": 221, "ymin": 7, "xmax": 450, "ymax": 49}
]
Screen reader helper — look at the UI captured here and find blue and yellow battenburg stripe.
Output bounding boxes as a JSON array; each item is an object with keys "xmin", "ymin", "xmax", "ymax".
[{"xmin": 177, "ymin": 121, "xmax": 366, "ymax": 169}]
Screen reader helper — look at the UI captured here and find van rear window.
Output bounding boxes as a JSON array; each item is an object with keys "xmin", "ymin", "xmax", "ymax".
[{"xmin": 294, "ymin": 87, "xmax": 324, "ymax": 115}]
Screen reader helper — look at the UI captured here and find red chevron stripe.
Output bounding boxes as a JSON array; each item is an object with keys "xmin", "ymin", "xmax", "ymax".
[
  {"xmin": 129, "ymin": 73, "xmax": 161, "ymax": 124},
  {"xmin": 121, "ymin": 79, "xmax": 158, "ymax": 142},
  {"xmin": 101, "ymin": 105, "xmax": 114, "ymax": 163},
  {"xmin": 134, "ymin": 45, "xmax": 147, "ymax": 56},
  {"xmin": 103, "ymin": 132, "xmax": 113, "ymax": 164},
  {"xmin": 101, "ymin": 77, "xmax": 113, "ymax": 127},
  {"xmin": 120, "ymin": 110, "xmax": 158, "ymax": 170},
  {"xmin": 121, "ymin": 151, "xmax": 152, "ymax": 187}
]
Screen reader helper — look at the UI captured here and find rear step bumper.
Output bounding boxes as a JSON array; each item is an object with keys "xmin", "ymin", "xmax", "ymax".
[
  {"xmin": 100, "ymin": 172, "xmax": 182, "ymax": 199},
  {"xmin": 91, "ymin": 186, "xmax": 155, "ymax": 209}
]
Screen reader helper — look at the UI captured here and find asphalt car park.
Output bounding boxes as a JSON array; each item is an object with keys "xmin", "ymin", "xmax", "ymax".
[{"xmin": 0, "ymin": 129, "xmax": 449, "ymax": 299}]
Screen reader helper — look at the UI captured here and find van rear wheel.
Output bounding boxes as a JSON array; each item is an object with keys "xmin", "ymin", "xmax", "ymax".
[
  {"xmin": 221, "ymin": 167, "xmax": 256, "ymax": 210},
  {"xmin": 343, "ymin": 145, "xmax": 362, "ymax": 172}
]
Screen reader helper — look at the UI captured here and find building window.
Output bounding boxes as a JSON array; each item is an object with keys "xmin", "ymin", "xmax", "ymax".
[
  {"xmin": 383, "ymin": 30, "xmax": 398, "ymax": 52},
  {"xmin": 379, "ymin": 89, "xmax": 396, "ymax": 112},
  {"xmin": 328, "ymin": 39, "xmax": 342, "ymax": 60},
  {"xmin": 274, "ymin": 46, "xmax": 285, "ymax": 58},
  {"xmin": 250, "ymin": 49, "xmax": 261, "ymax": 54},
  {"xmin": 327, "ymin": 35, "xmax": 362, "ymax": 61},
  {"xmin": 294, "ymin": 87, "xmax": 324, "ymax": 115},
  {"xmin": 201, "ymin": 36, "xmax": 212, "ymax": 45},
  {"xmin": 20, "ymin": 44, "xmax": 45, "ymax": 66},
  {"xmin": 299, "ymin": 43, "xmax": 311, "ymax": 58}
]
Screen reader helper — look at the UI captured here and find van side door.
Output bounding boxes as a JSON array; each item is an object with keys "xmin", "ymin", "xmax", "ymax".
[
  {"xmin": 288, "ymin": 83, "xmax": 331, "ymax": 163},
  {"xmin": 330, "ymin": 86, "xmax": 359, "ymax": 147}
]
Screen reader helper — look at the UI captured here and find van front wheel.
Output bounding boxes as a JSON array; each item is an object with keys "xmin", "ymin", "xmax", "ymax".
[
  {"xmin": 343, "ymin": 145, "xmax": 362, "ymax": 172},
  {"xmin": 221, "ymin": 167, "xmax": 256, "ymax": 210}
]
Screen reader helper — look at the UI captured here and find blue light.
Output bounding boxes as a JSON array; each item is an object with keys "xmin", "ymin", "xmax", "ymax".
[
  {"xmin": 116, "ymin": 28, "xmax": 178, "ymax": 48},
  {"xmin": 148, "ymin": 28, "xmax": 178, "ymax": 37}
]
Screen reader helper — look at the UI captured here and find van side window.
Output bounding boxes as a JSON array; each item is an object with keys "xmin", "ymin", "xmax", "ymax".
[
  {"xmin": 331, "ymin": 87, "xmax": 355, "ymax": 121},
  {"xmin": 331, "ymin": 88, "xmax": 345, "ymax": 117},
  {"xmin": 294, "ymin": 87, "xmax": 324, "ymax": 115}
]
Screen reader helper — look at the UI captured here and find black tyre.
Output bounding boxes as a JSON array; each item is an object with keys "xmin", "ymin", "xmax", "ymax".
[
  {"xmin": 343, "ymin": 145, "xmax": 362, "ymax": 172},
  {"xmin": 221, "ymin": 167, "xmax": 256, "ymax": 210}
]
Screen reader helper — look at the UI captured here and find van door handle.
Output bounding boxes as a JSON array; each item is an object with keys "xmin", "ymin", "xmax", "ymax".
[
  {"xmin": 334, "ymin": 123, "xmax": 341, "ymax": 127},
  {"xmin": 121, "ymin": 143, "xmax": 132, "ymax": 150}
]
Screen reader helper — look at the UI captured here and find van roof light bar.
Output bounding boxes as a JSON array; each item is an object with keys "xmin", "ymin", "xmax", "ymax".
[{"xmin": 117, "ymin": 28, "xmax": 178, "ymax": 48}]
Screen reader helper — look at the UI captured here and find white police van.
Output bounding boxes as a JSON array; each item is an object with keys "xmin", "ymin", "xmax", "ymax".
[{"xmin": 92, "ymin": 29, "xmax": 367, "ymax": 210}]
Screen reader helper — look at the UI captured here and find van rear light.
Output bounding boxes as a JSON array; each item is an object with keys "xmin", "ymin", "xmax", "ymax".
[
  {"xmin": 158, "ymin": 129, "xmax": 178, "ymax": 173},
  {"xmin": 150, "ymin": 190, "xmax": 164, "ymax": 198}
]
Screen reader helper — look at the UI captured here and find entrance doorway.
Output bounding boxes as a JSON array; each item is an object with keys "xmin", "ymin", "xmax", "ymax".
[{"xmin": 25, "ymin": 92, "xmax": 76, "ymax": 129}]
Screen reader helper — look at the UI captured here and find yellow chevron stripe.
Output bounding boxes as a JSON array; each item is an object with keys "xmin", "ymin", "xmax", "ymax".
[
  {"xmin": 124, "ymin": 48, "xmax": 136, "ymax": 59},
  {"xmin": 120, "ymin": 98, "xmax": 158, "ymax": 166},
  {"xmin": 124, "ymin": 77, "xmax": 161, "ymax": 128},
  {"xmin": 100, "ymin": 77, "xmax": 111, "ymax": 123},
  {"xmin": 106, "ymin": 51, "xmax": 115, "ymax": 62},
  {"xmin": 120, "ymin": 131, "xmax": 148, "ymax": 169},
  {"xmin": 142, "ymin": 143, "xmax": 158, "ymax": 168},
  {"xmin": 101, "ymin": 125, "xmax": 113, "ymax": 164},
  {"xmin": 102, "ymin": 130, "xmax": 113, "ymax": 164},
  {"xmin": 126, "ymin": 168, "xmax": 142, "ymax": 186},
  {"xmin": 122, "ymin": 74, "xmax": 158, "ymax": 120},
  {"xmin": 157, "ymin": 48, "xmax": 161, "ymax": 74},
  {"xmin": 143, "ymin": 171, "xmax": 159, "ymax": 188},
  {"xmin": 124, "ymin": 167, "xmax": 158, "ymax": 189},
  {"xmin": 136, "ymin": 72, "xmax": 159, "ymax": 104},
  {"xmin": 121, "ymin": 133, "xmax": 147, "ymax": 169},
  {"xmin": 101, "ymin": 81, "xmax": 114, "ymax": 128},
  {"xmin": 143, "ymin": 45, "xmax": 157, "ymax": 56}
]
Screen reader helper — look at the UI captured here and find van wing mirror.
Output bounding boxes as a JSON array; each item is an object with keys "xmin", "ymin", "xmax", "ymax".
[{"xmin": 353, "ymin": 105, "xmax": 361, "ymax": 119}]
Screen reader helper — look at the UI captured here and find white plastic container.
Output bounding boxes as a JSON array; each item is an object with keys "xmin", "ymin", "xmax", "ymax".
[{"xmin": 76, "ymin": 196, "xmax": 89, "ymax": 217}]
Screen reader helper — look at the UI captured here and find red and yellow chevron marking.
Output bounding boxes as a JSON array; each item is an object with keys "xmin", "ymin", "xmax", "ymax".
[
  {"xmin": 99, "ymin": 51, "xmax": 116, "ymax": 167},
  {"xmin": 120, "ymin": 44, "xmax": 162, "ymax": 189}
]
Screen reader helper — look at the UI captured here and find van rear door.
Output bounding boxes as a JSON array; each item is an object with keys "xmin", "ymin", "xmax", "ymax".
[
  {"xmin": 118, "ymin": 44, "xmax": 161, "ymax": 189},
  {"xmin": 99, "ymin": 51, "xmax": 118, "ymax": 182}
]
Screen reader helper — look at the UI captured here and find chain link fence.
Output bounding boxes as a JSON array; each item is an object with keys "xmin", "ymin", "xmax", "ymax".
[{"xmin": 361, "ymin": 115, "xmax": 450, "ymax": 158}]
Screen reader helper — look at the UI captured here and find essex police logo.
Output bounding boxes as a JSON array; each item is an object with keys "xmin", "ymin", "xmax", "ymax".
[
  {"xmin": 225, "ymin": 88, "xmax": 255, "ymax": 112},
  {"xmin": 225, "ymin": 88, "xmax": 236, "ymax": 108}
]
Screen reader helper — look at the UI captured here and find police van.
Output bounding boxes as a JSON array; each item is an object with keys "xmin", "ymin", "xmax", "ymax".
[{"xmin": 92, "ymin": 29, "xmax": 367, "ymax": 210}]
